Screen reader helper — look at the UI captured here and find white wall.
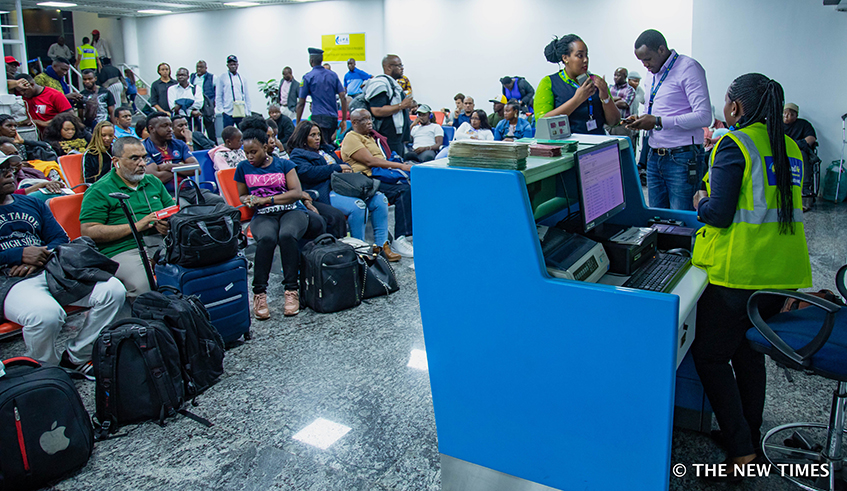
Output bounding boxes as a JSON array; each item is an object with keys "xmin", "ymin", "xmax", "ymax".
[
  {"xmin": 135, "ymin": 0, "xmax": 384, "ymax": 115},
  {"xmin": 691, "ymin": 0, "xmax": 847, "ymax": 168},
  {"xmin": 72, "ymin": 12, "xmax": 125, "ymax": 65},
  {"xmin": 384, "ymin": 0, "xmax": 693, "ymax": 115}
]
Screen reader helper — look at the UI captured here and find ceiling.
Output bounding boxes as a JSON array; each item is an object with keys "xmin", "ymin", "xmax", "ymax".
[{"xmin": 0, "ymin": 0, "xmax": 326, "ymax": 18}]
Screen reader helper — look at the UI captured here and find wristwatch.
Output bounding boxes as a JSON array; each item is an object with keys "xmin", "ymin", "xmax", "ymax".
[
  {"xmin": 270, "ymin": 196, "xmax": 275, "ymax": 205},
  {"xmin": 601, "ymin": 96, "xmax": 611, "ymax": 105},
  {"xmin": 654, "ymin": 116, "xmax": 663, "ymax": 131}
]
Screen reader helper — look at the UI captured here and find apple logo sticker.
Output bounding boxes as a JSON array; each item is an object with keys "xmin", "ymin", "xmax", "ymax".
[{"xmin": 39, "ymin": 421, "xmax": 70, "ymax": 455}]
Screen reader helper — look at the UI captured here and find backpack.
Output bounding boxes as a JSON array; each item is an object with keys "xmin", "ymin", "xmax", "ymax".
[
  {"xmin": 349, "ymin": 74, "xmax": 399, "ymax": 133},
  {"xmin": 162, "ymin": 181, "xmax": 244, "ymax": 268},
  {"xmin": 92, "ymin": 318, "xmax": 186, "ymax": 436},
  {"xmin": 300, "ymin": 234, "xmax": 362, "ymax": 313},
  {"xmin": 0, "ymin": 357, "xmax": 93, "ymax": 491},
  {"xmin": 131, "ymin": 287, "xmax": 225, "ymax": 399}
]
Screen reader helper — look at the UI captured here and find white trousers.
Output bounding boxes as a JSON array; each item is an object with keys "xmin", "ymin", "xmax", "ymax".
[{"xmin": 4, "ymin": 272, "xmax": 126, "ymax": 366}]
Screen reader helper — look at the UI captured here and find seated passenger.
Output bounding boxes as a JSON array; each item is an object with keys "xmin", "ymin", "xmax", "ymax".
[
  {"xmin": 80, "ymin": 137, "xmax": 174, "ymax": 297},
  {"xmin": 209, "ymin": 125, "xmax": 246, "ymax": 171},
  {"xmin": 0, "ymin": 154, "xmax": 125, "ymax": 375},
  {"xmin": 172, "ymin": 114, "xmax": 214, "ymax": 152},
  {"xmin": 112, "ymin": 105, "xmax": 136, "ymax": 139},
  {"xmin": 341, "ymin": 108, "xmax": 413, "ymax": 258},
  {"xmin": 289, "ymin": 121, "xmax": 397, "ymax": 259},
  {"xmin": 265, "ymin": 118, "xmax": 289, "ymax": 159},
  {"xmin": 141, "ymin": 112, "xmax": 199, "ymax": 187},
  {"xmin": 135, "ymin": 117, "xmax": 148, "ymax": 140},
  {"xmin": 405, "ymin": 104, "xmax": 443, "ymax": 163},
  {"xmin": 493, "ymin": 102, "xmax": 533, "ymax": 141},
  {"xmin": 452, "ymin": 96, "xmax": 475, "ymax": 129},
  {"xmin": 455, "ymin": 109, "xmax": 495, "ymax": 141},
  {"xmin": 783, "ymin": 102, "xmax": 818, "ymax": 202},
  {"xmin": 0, "ymin": 114, "xmax": 61, "ymax": 164},
  {"xmin": 0, "ymin": 141, "xmax": 66, "ymax": 197},
  {"xmin": 234, "ymin": 124, "xmax": 322, "ymax": 320},
  {"xmin": 14, "ymin": 73, "xmax": 73, "ymax": 132},
  {"xmin": 43, "ymin": 112, "xmax": 91, "ymax": 156},
  {"xmin": 268, "ymin": 104, "xmax": 295, "ymax": 147},
  {"xmin": 82, "ymin": 121, "xmax": 115, "ymax": 183}
]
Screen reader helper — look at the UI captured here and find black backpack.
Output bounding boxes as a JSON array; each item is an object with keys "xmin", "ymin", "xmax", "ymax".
[
  {"xmin": 92, "ymin": 318, "xmax": 186, "ymax": 436},
  {"xmin": 300, "ymin": 234, "xmax": 362, "ymax": 313},
  {"xmin": 0, "ymin": 357, "xmax": 93, "ymax": 491},
  {"xmin": 132, "ymin": 287, "xmax": 225, "ymax": 399},
  {"xmin": 162, "ymin": 182, "xmax": 244, "ymax": 268}
]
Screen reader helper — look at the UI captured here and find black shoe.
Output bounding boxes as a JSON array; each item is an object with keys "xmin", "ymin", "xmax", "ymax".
[{"xmin": 59, "ymin": 351, "xmax": 95, "ymax": 381}]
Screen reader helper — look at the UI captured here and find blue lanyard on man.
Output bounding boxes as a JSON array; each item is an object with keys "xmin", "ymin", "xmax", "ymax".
[
  {"xmin": 563, "ymin": 71, "xmax": 593, "ymax": 120},
  {"xmin": 647, "ymin": 52, "xmax": 679, "ymax": 115}
]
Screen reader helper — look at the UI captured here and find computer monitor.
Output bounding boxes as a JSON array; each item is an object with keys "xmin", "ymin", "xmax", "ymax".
[{"xmin": 574, "ymin": 140, "xmax": 626, "ymax": 233}]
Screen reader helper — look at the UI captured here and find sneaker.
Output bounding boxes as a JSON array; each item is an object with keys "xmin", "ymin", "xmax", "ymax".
[
  {"xmin": 284, "ymin": 290, "xmax": 300, "ymax": 316},
  {"xmin": 59, "ymin": 351, "xmax": 95, "ymax": 381},
  {"xmin": 253, "ymin": 293, "xmax": 270, "ymax": 320},
  {"xmin": 375, "ymin": 242, "xmax": 401, "ymax": 262},
  {"xmin": 391, "ymin": 236, "xmax": 414, "ymax": 258}
]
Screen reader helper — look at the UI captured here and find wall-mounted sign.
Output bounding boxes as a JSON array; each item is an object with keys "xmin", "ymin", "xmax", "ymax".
[{"xmin": 321, "ymin": 33, "xmax": 366, "ymax": 62}]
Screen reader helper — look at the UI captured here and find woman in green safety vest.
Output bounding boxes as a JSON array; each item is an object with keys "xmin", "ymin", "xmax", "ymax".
[{"xmin": 690, "ymin": 73, "xmax": 811, "ymax": 483}]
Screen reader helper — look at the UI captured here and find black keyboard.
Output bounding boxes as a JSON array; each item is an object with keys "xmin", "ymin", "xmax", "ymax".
[{"xmin": 622, "ymin": 252, "xmax": 691, "ymax": 292}]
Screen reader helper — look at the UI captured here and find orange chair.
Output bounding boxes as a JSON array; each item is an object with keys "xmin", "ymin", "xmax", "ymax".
[
  {"xmin": 434, "ymin": 111, "xmax": 445, "ymax": 125},
  {"xmin": 48, "ymin": 193, "xmax": 85, "ymax": 240},
  {"xmin": 216, "ymin": 167, "xmax": 254, "ymax": 239},
  {"xmin": 335, "ymin": 149, "xmax": 342, "ymax": 160},
  {"xmin": 58, "ymin": 154, "xmax": 86, "ymax": 194}
]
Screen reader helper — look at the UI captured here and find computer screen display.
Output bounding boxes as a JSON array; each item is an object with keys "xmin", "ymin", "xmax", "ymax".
[{"xmin": 575, "ymin": 141, "xmax": 626, "ymax": 232}]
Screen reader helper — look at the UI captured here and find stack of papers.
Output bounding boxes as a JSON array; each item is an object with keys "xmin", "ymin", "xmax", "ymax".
[
  {"xmin": 447, "ymin": 140, "xmax": 530, "ymax": 170},
  {"xmin": 529, "ymin": 144, "xmax": 562, "ymax": 157}
]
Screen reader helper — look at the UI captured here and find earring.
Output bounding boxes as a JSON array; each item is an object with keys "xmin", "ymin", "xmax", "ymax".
[{"xmin": 731, "ymin": 112, "xmax": 736, "ymax": 117}]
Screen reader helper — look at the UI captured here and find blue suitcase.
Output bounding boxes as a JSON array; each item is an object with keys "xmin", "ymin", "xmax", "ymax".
[{"xmin": 155, "ymin": 256, "xmax": 251, "ymax": 343}]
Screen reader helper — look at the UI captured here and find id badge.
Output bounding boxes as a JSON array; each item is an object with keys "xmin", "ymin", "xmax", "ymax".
[{"xmin": 586, "ymin": 119, "xmax": 598, "ymax": 131}]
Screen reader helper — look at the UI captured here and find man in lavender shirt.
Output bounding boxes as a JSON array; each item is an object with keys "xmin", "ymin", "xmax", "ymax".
[{"xmin": 627, "ymin": 29, "xmax": 712, "ymax": 211}]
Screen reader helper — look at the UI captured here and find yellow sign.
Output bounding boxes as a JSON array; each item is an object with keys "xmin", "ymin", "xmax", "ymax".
[{"xmin": 321, "ymin": 33, "xmax": 366, "ymax": 62}]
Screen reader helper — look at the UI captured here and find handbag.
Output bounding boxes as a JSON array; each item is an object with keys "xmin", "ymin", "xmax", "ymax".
[
  {"xmin": 359, "ymin": 251, "xmax": 399, "ymax": 299},
  {"xmin": 331, "ymin": 172, "xmax": 380, "ymax": 200},
  {"xmin": 370, "ymin": 166, "xmax": 410, "ymax": 185},
  {"xmin": 162, "ymin": 180, "xmax": 244, "ymax": 267},
  {"xmin": 230, "ymin": 72, "xmax": 247, "ymax": 118}
]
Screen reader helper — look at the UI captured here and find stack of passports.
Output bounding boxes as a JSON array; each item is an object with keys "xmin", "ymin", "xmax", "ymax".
[
  {"xmin": 447, "ymin": 140, "xmax": 530, "ymax": 170},
  {"xmin": 529, "ymin": 144, "xmax": 562, "ymax": 157}
]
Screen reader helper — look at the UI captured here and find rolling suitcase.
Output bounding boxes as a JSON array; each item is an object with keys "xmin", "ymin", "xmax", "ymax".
[{"xmin": 155, "ymin": 256, "xmax": 251, "ymax": 344}]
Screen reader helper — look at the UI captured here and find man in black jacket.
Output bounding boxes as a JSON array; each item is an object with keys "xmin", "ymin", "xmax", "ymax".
[
  {"xmin": 783, "ymin": 102, "xmax": 818, "ymax": 205},
  {"xmin": 0, "ymin": 155, "xmax": 125, "ymax": 377},
  {"xmin": 278, "ymin": 66, "xmax": 299, "ymax": 119}
]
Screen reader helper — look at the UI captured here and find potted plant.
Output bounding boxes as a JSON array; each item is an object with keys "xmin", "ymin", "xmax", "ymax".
[
  {"xmin": 258, "ymin": 79, "xmax": 279, "ymax": 107},
  {"xmin": 136, "ymin": 78, "xmax": 148, "ymax": 96}
]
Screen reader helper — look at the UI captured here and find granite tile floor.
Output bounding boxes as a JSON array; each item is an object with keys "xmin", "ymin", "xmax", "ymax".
[{"xmin": 0, "ymin": 200, "xmax": 844, "ymax": 491}]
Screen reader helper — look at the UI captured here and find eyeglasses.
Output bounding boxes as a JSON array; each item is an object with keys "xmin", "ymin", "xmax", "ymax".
[
  {"xmin": 0, "ymin": 165, "xmax": 13, "ymax": 175},
  {"xmin": 353, "ymin": 117, "xmax": 373, "ymax": 123},
  {"xmin": 390, "ymin": 63, "xmax": 404, "ymax": 68}
]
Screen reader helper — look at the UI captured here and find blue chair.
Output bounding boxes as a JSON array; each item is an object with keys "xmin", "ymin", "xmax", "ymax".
[
  {"xmin": 191, "ymin": 149, "xmax": 218, "ymax": 193},
  {"xmin": 746, "ymin": 265, "xmax": 847, "ymax": 491},
  {"xmin": 442, "ymin": 126, "xmax": 455, "ymax": 148}
]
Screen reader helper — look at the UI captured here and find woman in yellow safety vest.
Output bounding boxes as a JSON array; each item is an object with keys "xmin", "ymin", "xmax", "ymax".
[{"xmin": 691, "ymin": 73, "xmax": 811, "ymax": 483}]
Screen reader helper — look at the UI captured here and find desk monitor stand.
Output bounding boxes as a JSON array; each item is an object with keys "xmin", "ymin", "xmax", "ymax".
[{"xmin": 535, "ymin": 114, "xmax": 571, "ymax": 140}]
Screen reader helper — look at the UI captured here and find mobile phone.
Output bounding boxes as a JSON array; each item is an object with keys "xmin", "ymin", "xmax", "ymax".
[{"xmin": 576, "ymin": 73, "xmax": 589, "ymax": 85}]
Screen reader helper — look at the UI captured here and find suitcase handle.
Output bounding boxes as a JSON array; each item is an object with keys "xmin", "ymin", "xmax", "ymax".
[
  {"xmin": 157, "ymin": 285, "xmax": 181, "ymax": 296},
  {"xmin": 197, "ymin": 218, "xmax": 235, "ymax": 244},
  {"xmin": 2, "ymin": 357, "xmax": 41, "ymax": 369}
]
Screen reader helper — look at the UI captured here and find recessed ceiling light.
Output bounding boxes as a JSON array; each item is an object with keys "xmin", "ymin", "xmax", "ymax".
[
  {"xmin": 37, "ymin": 2, "xmax": 77, "ymax": 7},
  {"xmin": 224, "ymin": 1, "xmax": 260, "ymax": 6},
  {"xmin": 138, "ymin": 9, "xmax": 172, "ymax": 14}
]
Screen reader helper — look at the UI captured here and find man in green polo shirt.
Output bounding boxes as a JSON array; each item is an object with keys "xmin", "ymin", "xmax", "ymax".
[{"xmin": 80, "ymin": 136, "xmax": 173, "ymax": 297}]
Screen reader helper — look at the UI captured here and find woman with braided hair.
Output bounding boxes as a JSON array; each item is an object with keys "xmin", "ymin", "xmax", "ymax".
[
  {"xmin": 691, "ymin": 73, "xmax": 811, "ymax": 482},
  {"xmin": 534, "ymin": 34, "xmax": 619, "ymax": 134}
]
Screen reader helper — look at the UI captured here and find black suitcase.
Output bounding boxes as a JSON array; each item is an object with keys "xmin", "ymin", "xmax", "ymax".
[
  {"xmin": 0, "ymin": 357, "xmax": 93, "ymax": 491},
  {"xmin": 300, "ymin": 234, "xmax": 362, "ymax": 313}
]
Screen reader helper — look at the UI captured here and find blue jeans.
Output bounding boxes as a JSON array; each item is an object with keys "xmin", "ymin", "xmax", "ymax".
[
  {"xmin": 646, "ymin": 146, "xmax": 704, "ymax": 211},
  {"xmin": 222, "ymin": 113, "xmax": 243, "ymax": 129},
  {"xmin": 330, "ymin": 191, "xmax": 389, "ymax": 245}
]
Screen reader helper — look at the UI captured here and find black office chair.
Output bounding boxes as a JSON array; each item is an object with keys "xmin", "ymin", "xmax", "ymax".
[{"xmin": 746, "ymin": 265, "xmax": 847, "ymax": 491}]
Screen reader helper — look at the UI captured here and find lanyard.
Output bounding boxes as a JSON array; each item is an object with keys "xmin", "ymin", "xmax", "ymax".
[
  {"xmin": 229, "ymin": 72, "xmax": 244, "ymax": 102},
  {"xmin": 647, "ymin": 52, "xmax": 679, "ymax": 115},
  {"xmin": 563, "ymin": 71, "xmax": 593, "ymax": 120}
]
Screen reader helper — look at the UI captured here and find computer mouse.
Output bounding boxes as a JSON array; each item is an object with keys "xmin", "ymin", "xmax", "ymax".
[{"xmin": 666, "ymin": 248, "xmax": 692, "ymax": 258}]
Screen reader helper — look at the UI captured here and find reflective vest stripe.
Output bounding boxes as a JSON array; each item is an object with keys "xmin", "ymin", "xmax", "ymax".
[{"xmin": 734, "ymin": 207, "xmax": 804, "ymax": 225}]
